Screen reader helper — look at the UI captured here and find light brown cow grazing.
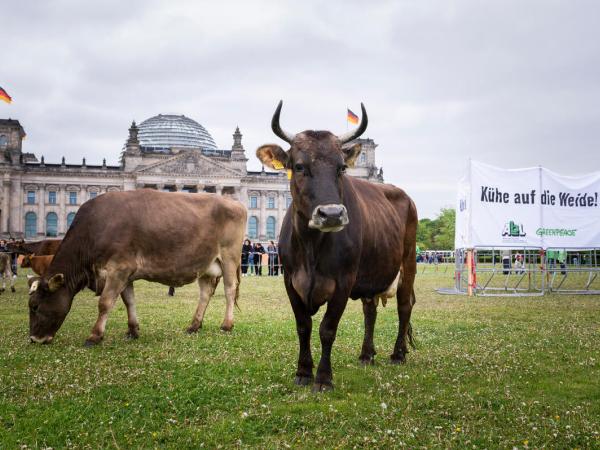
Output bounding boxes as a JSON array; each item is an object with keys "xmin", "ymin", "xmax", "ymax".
[
  {"xmin": 0, "ymin": 253, "xmax": 15, "ymax": 293},
  {"xmin": 27, "ymin": 189, "xmax": 247, "ymax": 345},
  {"xmin": 22, "ymin": 254, "xmax": 54, "ymax": 276}
]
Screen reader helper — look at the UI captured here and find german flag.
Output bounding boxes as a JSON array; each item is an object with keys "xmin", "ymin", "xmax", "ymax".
[
  {"xmin": 347, "ymin": 108, "xmax": 359, "ymax": 125},
  {"xmin": 0, "ymin": 86, "xmax": 12, "ymax": 104}
]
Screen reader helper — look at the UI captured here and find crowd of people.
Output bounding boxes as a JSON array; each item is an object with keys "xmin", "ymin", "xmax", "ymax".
[{"xmin": 241, "ymin": 240, "xmax": 280, "ymax": 276}]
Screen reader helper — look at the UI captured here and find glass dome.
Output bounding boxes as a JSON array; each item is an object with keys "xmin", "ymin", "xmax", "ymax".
[{"xmin": 137, "ymin": 114, "xmax": 218, "ymax": 152}]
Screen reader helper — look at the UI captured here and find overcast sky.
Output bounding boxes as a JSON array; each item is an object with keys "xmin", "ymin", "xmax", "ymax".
[{"xmin": 3, "ymin": 0, "xmax": 600, "ymax": 218}]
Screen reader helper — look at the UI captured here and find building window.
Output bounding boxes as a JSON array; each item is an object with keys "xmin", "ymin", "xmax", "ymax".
[
  {"xmin": 89, "ymin": 191, "xmax": 97, "ymax": 200},
  {"xmin": 249, "ymin": 196, "xmax": 258, "ymax": 209},
  {"xmin": 266, "ymin": 216, "xmax": 276, "ymax": 239},
  {"xmin": 286, "ymin": 196, "xmax": 292, "ymax": 208},
  {"xmin": 48, "ymin": 191, "xmax": 57, "ymax": 204},
  {"xmin": 69, "ymin": 191, "xmax": 77, "ymax": 205},
  {"xmin": 46, "ymin": 212, "xmax": 58, "ymax": 237},
  {"xmin": 248, "ymin": 216, "xmax": 258, "ymax": 239},
  {"xmin": 67, "ymin": 212, "xmax": 76, "ymax": 228},
  {"xmin": 27, "ymin": 191, "xmax": 36, "ymax": 204},
  {"xmin": 25, "ymin": 212, "xmax": 37, "ymax": 238},
  {"xmin": 267, "ymin": 196, "xmax": 276, "ymax": 209},
  {"xmin": 0, "ymin": 135, "xmax": 7, "ymax": 147},
  {"xmin": 359, "ymin": 152, "xmax": 367, "ymax": 164}
]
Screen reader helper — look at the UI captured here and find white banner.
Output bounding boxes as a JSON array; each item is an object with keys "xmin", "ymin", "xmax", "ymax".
[{"xmin": 455, "ymin": 160, "xmax": 600, "ymax": 249}]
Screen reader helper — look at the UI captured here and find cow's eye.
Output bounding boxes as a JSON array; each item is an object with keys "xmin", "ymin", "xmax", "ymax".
[
  {"xmin": 294, "ymin": 163, "xmax": 305, "ymax": 173},
  {"xmin": 31, "ymin": 304, "xmax": 39, "ymax": 313}
]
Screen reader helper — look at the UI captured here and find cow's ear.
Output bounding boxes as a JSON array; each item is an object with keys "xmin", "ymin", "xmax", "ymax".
[
  {"xmin": 341, "ymin": 143, "xmax": 362, "ymax": 168},
  {"xmin": 256, "ymin": 144, "xmax": 289, "ymax": 171},
  {"xmin": 48, "ymin": 273, "xmax": 65, "ymax": 293}
]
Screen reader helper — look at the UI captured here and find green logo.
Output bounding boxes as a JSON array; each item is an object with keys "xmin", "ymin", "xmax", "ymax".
[
  {"xmin": 502, "ymin": 220, "xmax": 526, "ymax": 237},
  {"xmin": 536, "ymin": 228, "xmax": 577, "ymax": 237}
]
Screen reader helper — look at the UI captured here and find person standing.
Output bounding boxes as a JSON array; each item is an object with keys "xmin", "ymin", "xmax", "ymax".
[
  {"xmin": 253, "ymin": 242, "xmax": 265, "ymax": 276},
  {"xmin": 267, "ymin": 241, "xmax": 277, "ymax": 276},
  {"xmin": 8, "ymin": 238, "xmax": 18, "ymax": 277},
  {"xmin": 241, "ymin": 239, "xmax": 252, "ymax": 276}
]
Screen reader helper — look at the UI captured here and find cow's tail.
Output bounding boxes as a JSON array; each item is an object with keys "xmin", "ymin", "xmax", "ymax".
[
  {"xmin": 234, "ymin": 263, "xmax": 241, "ymax": 311},
  {"xmin": 407, "ymin": 289, "xmax": 417, "ymax": 349}
]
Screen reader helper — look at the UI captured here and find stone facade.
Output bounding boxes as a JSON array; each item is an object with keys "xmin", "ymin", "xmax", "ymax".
[{"xmin": 0, "ymin": 117, "xmax": 384, "ymax": 241}]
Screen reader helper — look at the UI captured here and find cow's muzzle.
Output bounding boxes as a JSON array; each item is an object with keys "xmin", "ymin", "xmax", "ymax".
[
  {"xmin": 30, "ymin": 335, "xmax": 53, "ymax": 344},
  {"xmin": 308, "ymin": 204, "xmax": 349, "ymax": 232}
]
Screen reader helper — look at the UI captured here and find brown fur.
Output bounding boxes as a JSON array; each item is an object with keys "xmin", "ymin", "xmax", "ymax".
[
  {"xmin": 0, "ymin": 253, "xmax": 15, "ymax": 293},
  {"xmin": 27, "ymin": 189, "xmax": 247, "ymax": 345},
  {"xmin": 257, "ymin": 128, "xmax": 418, "ymax": 392},
  {"xmin": 8, "ymin": 239, "xmax": 62, "ymax": 256},
  {"xmin": 21, "ymin": 254, "xmax": 54, "ymax": 276}
]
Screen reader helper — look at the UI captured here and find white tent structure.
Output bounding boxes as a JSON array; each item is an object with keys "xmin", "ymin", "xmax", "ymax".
[{"xmin": 451, "ymin": 160, "xmax": 600, "ymax": 295}]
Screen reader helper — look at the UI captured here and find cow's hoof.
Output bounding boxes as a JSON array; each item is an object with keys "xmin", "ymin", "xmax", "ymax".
[
  {"xmin": 311, "ymin": 382, "xmax": 334, "ymax": 393},
  {"xmin": 0, "ymin": 288, "xmax": 4, "ymax": 293},
  {"xmin": 390, "ymin": 353, "xmax": 407, "ymax": 365},
  {"xmin": 359, "ymin": 355, "xmax": 376, "ymax": 366},
  {"xmin": 84, "ymin": 337, "xmax": 102, "ymax": 347},
  {"xmin": 186, "ymin": 325, "xmax": 200, "ymax": 334},
  {"xmin": 11, "ymin": 287, "xmax": 15, "ymax": 293},
  {"xmin": 220, "ymin": 324, "xmax": 233, "ymax": 332},
  {"xmin": 125, "ymin": 330, "xmax": 139, "ymax": 340},
  {"xmin": 294, "ymin": 375, "xmax": 314, "ymax": 386}
]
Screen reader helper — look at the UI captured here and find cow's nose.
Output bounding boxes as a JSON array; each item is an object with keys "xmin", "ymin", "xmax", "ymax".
[{"xmin": 316, "ymin": 204, "xmax": 345, "ymax": 219}]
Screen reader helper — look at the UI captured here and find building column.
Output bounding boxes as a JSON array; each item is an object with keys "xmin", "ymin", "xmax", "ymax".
[
  {"xmin": 9, "ymin": 176, "xmax": 21, "ymax": 235},
  {"xmin": 58, "ymin": 185, "xmax": 66, "ymax": 235},
  {"xmin": 259, "ymin": 191, "xmax": 267, "ymax": 240},
  {"xmin": 38, "ymin": 184, "xmax": 46, "ymax": 237},
  {"xmin": 216, "ymin": 184, "xmax": 224, "ymax": 196},
  {"xmin": 1, "ymin": 178, "xmax": 10, "ymax": 233},
  {"xmin": 277, "ymin": 191, "xmax": 286, "ymax": 239},
  {"xmin": 239, "ymin": 186, "xmax": 248, "ymax": 207}
]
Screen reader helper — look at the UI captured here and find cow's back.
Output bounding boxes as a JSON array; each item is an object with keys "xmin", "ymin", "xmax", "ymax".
[{"xmin": 58, "ymin": 189, "xmax": 246, "ymax": 284}]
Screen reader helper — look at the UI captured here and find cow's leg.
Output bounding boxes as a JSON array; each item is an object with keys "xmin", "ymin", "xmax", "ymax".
[
  {"xmin": 85, "ymin": 273, "xmax": 129, "ymax": 346},
  {"xmin": 0, "ymin": 274, "xmax": 5, "ymax": 293},
  {"xmin": 121, "ymin": 282, "xmax": 139, "ymax": 339},
  {"xmin": 313, "ymin": 293, "xmax": 349, "ymax": 392},
  {"xmin": 285, "ymin": 275, "xmax": 314, "ymax": 385},
  {"xmin": 219, "ymin": 256, "xmax": 240, "ymax": 331},
  {"xmin": 359, "ymin": 297, "xmax": 378, "ymax": 365},
  {"xmin": 10, "ymin": 271, "xmax": 15, "ymax": 293},
  {"xmin": 187, "ymin": 275, "xmax": 218, "ymax": 333},
  {"xmin": 391, "ymin": 276, "xmax": 416, "ymax": 364}
]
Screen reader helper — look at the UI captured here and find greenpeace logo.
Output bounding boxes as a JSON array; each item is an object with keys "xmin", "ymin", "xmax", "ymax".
[{"xmin": 536, "ymin": 228, "xmax": 577, "ymax": 237}]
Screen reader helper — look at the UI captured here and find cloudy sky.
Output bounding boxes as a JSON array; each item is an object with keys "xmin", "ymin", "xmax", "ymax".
[{"xmin": 3, "ymin": 0, "xmax": 599, "ymax": 218}]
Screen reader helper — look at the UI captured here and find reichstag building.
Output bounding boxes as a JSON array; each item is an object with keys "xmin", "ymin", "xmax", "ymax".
[{"xmin": 0, "ymin": 114, "xmax": 384, "ymax": 241}]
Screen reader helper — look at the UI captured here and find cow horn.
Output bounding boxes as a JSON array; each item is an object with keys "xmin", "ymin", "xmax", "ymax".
[
  {"xmin": 338, "ymin": 103, "xmax": 368, "ymax": 144},
  {"xmin": 271, "ymin": 100, "xmax": 295, "ymax": 144}
]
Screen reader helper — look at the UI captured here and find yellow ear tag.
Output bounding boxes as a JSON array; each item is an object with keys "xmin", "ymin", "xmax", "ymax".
[
  {"xmin": 272, "ymin": 159, "xmax": 284, "ymax": 170},
  {"xmin": 287, "ymin": 169, "xmax": 292, "ymax": 180}
]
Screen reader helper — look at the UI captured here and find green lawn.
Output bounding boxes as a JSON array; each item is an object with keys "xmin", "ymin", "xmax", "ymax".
[{"xmin": 1, "ymin": 271, "xmax": 599, "ymax": 449}]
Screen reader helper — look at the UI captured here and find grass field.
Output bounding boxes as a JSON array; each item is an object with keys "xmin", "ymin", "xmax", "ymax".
[{"xmin": 1, "ymin": 269, "xmax": 599, "ymax": 449}]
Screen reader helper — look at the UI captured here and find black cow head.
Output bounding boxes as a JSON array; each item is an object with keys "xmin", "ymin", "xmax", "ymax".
[{"xmin": 256, "ymin": 101, "xmax": 367, "ymax": 232}]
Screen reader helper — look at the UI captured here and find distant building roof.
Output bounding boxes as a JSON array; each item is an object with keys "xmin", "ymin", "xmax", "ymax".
[{"xmin": 137, "ymin": 114, "xmax": 217, "ymax": 152}]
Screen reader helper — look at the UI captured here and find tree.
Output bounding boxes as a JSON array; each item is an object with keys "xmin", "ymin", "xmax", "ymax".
[{"xmin": 417, "ymin": 208, "xmax": 455, "ymax": 250}]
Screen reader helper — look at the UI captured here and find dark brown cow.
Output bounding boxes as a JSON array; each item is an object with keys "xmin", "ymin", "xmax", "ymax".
[
  {"xmin": 256, "ymin": 102, "xmax": 418, "ymax": 391},
  {"xmin": 7, "ymin": 239, "xmax": 62, "ymax": 256},
  {"xmin": 28, "ymin": 189, "xmax": 246, "ymax": 345}
]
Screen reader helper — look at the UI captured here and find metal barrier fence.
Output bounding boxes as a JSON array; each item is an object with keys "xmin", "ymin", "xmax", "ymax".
[{"xmin": 446, "ymin": 247, "xmax": 600, "ymax": 296}]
